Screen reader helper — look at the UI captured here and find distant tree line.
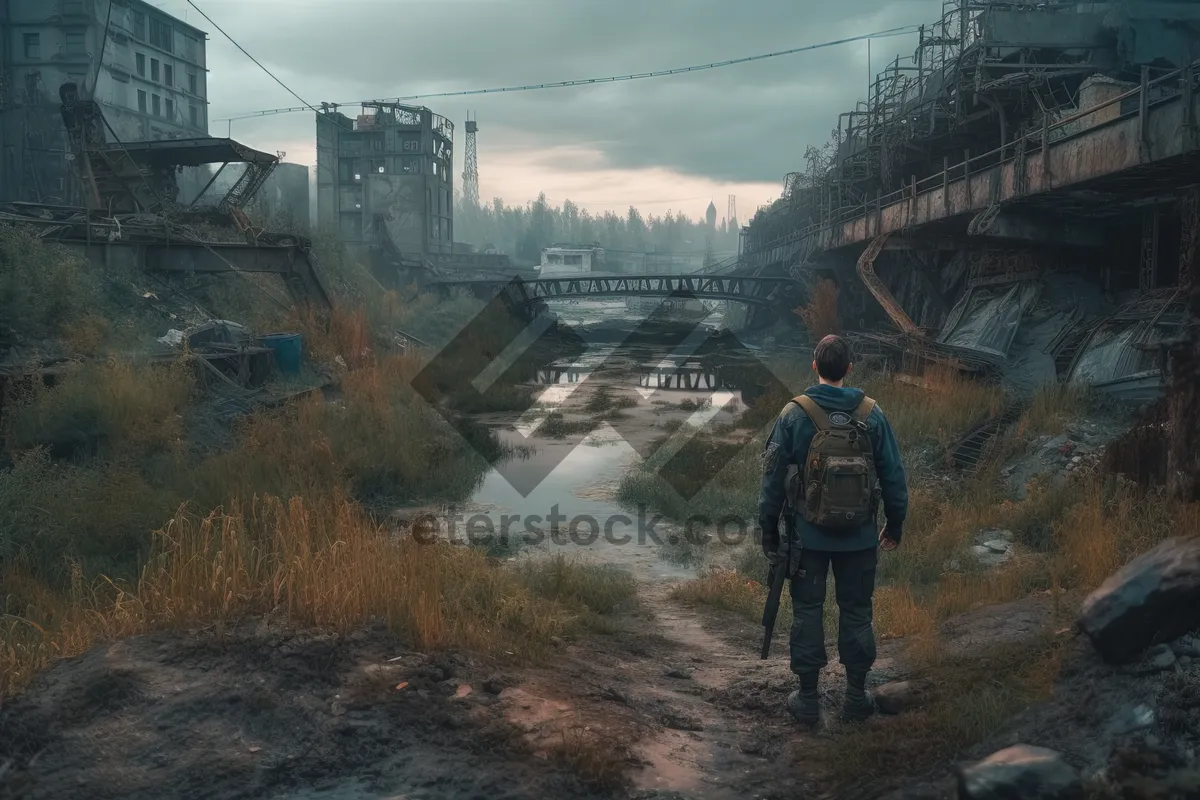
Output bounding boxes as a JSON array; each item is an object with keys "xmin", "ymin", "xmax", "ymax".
[{"xmin": 454, "ymin": 193, "xmax": 741, "ymax": 263}]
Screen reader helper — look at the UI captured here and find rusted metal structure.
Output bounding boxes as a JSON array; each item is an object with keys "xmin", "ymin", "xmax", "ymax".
[
  {"xmin": 0, "ymin": 83, "xmax": 332, "ymax": 310},
  {"xmin": 742, "ymin": 0, "xmax": 1200, "ymax": 400}
]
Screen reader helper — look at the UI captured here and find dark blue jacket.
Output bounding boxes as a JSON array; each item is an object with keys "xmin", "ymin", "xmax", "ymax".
[{"xmin": 758, "ymin": 384, "xmax": 908, "ymax": 552}]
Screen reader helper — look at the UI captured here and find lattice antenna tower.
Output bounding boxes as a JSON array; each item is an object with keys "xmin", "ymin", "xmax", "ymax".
[
  {"xmin": 727, "ymin": 194, "xmax": 738, "ymax": 229},
  {"xmin": 463, "ymin": 111, "xmax": 480, "ymax": 207}
]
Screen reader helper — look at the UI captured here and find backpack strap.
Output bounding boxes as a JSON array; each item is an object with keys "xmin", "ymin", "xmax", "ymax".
[
  {"xmin": 794, "ymin": 395, "xmax": 832, "ymax": 432},
  {"xmin": 852, "ymin": 396, "xmax": 877, "ymax": 425}
]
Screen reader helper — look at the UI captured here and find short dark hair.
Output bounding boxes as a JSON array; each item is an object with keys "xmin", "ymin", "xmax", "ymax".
[{"xmin": 814, "ymin": 335, "xmax": 853, "ymax": 381}]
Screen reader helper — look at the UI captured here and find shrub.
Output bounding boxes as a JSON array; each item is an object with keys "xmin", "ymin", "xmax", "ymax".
[
  {"xmin": 795, "ymin": 277, "xmax": 841, "ymax": 341},
  {"xmin": 0, "ymin": 225, "xmax": 100, "ymax": 340}
]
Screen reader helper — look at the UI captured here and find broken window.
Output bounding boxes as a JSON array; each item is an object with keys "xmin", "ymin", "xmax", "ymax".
[
  {"xmin": 23, "ymin": 33, "xmax": 40, "ymax": 59},
  {"xmin": 136, "ymin": 53, "xmax": 145, "ymax": 76},
  {"xmin": 149, "ymin": 18, "xmax": 173, "ymax": 52},
  {"xmin": 370, "ymin": 158, "xmax": 385, "ymax": 174},
  {"xmin": 187, "ymin": 72, "xmax": 197, "ymax": 94},
  {"xmin": 565, "ymin": 254, "xmax": 583, "ymax": 266},
  {"xmin": 164, "ymin": 98, "xmax": 173, "ymax": 119},
  {"xmin": 132, "ymin": 11, "xmax": 146, "ymax": 39},
  {"xmin": 151, "ymin": 58, "xmax": 159, "ymax": 81},
  {"xmin": 164, "ymin": 64, "xmax": 173, "ymax": 87},
  {"xmin": 152, "ymin": 94, "xmax": 160, "ymax": 116},
  {"xmin": 138, "ymin": 89, "xmax": 147, "ymax": 112},
  {"xmin": 65, "ymin": 30, "xmax": 86, "ymax": 55},
  {"xmin": 189, "ymin": 104, "xmax": 198, "ymax": 126},
  {"xmin": 338, "ymin": 159, "xmax": 359, "ymax": 182}
]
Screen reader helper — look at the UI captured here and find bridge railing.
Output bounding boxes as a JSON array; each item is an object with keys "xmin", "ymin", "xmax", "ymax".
[{"xmin": 743, "ymin": 59, "xmax": 1200, "ymax": 260}]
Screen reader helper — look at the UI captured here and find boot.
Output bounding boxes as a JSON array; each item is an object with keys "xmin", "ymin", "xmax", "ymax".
[
  {"xmin": 787, "ymin": 672, "xmax": 820, "ymax": 727},
  {"xmin": 843, "ymin": 669, "xmax": 875, "ymax": 721}
]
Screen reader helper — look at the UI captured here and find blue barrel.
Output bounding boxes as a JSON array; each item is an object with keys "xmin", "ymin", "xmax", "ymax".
[{"xmin": 260, "ymin": 332, "xmax": 303, "ymax": 375}]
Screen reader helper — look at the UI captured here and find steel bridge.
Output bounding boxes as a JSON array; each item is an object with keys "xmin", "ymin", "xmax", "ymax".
[{"xmin": 428, "ymin": 273, "xmax": 798, "ymax": 308}]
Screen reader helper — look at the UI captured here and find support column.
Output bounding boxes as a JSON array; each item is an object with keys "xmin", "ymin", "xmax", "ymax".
[
  {"xmin": 1179, "ymin": 187, "xmax": 1200, "ymax": 290},
  {"xmin": 1140, "ymin": 205, "xmax": 1161, "ymax": 293}
]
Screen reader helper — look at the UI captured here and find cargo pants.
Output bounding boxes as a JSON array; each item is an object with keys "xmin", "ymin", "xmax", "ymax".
[{"xmin": 788, "ymin": 547, "xmax": 878, "ymax": 675}]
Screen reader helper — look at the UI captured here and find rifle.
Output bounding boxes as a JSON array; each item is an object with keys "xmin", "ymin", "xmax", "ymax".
[{"xmin": 761, "ymin": 465, "xmax": 804, "ymax": 659}]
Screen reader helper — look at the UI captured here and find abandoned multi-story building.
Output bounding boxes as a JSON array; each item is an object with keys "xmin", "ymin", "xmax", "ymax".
[
  {"xmin": 0, "ymin": 0, "xmax": 210, "ymax": 204},
  {"xmin": 737, "ymin": 0, "xmax": 1200, "ymax": 404},
  {"xmin": 316, "ymin": 101, "xmax": 455, "ymax": 276}
]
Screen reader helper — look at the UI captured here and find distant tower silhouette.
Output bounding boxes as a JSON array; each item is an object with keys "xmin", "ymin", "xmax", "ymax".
[
  {"xmin": 727, "ymin": 194, "xmax": 738, "ymax": 229},
  {"xmin": 462, "ymin": 112, "xmax": 480, "ymax": 207},
  {"xmin": 706, "ymin": 200, "xmax": 717, "ymax": 230}
]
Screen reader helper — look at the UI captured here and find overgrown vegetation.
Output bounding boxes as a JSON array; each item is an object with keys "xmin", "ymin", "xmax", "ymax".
[
  {"xmin": 0, "ymin": 231, "xmax": 637, "ymax": 704},
  {"xmin": 0, "ymin": 226, "xmax": 102, "ymax": 341},
  {"xmin": 659, "ymin": 357, "xmax": 1199, "ymax": 792},
  {"xmin": 795, "ymin": 277, "xmax": 841, "ymax": 341}
]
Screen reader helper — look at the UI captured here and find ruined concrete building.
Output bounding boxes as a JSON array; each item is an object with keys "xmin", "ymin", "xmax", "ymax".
[
  {"xmin": 741, "ymin": 0, "xmax": 1200, "ymax": 402},
  {"xmin": 0, "ymin": 0, "xmax": 210, "ymax": 205},
  {"xmin": 316, "ymin": 102, "xmax": 455, "ymax": 273}
]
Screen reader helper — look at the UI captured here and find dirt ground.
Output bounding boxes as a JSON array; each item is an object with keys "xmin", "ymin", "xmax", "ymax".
[{"xmin": 7, "ymin": 562, "xmax": 1196, "ymax": 799}]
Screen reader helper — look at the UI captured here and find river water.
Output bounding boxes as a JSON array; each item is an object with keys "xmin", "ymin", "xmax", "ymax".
[{"xmin": 444, "ymin": 298, "xmax": 758, "ymax": 581}]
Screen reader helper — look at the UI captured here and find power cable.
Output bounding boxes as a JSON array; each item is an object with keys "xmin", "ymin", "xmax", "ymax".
[
  {"xmin": 183, "ymin": 0, "xmax": 318, "ymax": 114},
  {"xmin": 213, "ymin": 24, "xmax": 922, "ymax": 123}
]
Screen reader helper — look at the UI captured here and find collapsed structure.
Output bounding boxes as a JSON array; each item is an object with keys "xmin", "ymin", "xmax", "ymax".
[
  {"xmin": 1, "ymin": 82, "xmax": 330, "ymax": 310},
  {"xmin": 741, "ymin": 0, "xmax": 1200, "ymax": 401}
]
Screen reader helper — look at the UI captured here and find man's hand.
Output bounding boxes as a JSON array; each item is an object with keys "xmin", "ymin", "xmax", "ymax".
[
  {"xmin": 878, "ymin": 524, "xmax": 902, "ymax": 552},
  {"xmin": 759, "ymin": 518, "xmax": 780, "ymax": 561}
]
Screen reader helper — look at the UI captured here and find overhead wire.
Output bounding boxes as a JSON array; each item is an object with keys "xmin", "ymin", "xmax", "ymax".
[
  {"xmin": 183, "ymin": 0, "xmax": 319, "ymax": 114},
  {"xmin": 211, "ymin": 24, "xmax": 923, "ymax": 123}
]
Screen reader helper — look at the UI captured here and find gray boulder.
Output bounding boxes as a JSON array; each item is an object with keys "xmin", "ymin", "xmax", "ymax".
[
  {"xmin": 1078, "ymin": 537, "xmax": 1200, "ymax": 664},
  {"xmin": 957, "ymin": 745, "xmax": 1081, "ymax": 800}
]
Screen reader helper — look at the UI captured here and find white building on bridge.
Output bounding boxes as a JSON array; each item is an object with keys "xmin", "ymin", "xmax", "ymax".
[{"xmin": 537, "ymin": 243, "xmax": 605, "ymax": 276}]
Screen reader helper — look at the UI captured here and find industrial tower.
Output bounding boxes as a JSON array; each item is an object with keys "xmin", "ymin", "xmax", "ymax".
[
  {"xmin": 727, "ymin": 195, "xmax": 738, "ymax": 230},
  {"xmin": 462, "ymin": 112, "xmax": 479, "ymax": 207}
]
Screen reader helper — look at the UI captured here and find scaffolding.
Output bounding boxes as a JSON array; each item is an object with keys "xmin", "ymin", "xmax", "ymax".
[{"xmin": 750, "ymin": 0, "xmax": 1179, "ymax": 256}]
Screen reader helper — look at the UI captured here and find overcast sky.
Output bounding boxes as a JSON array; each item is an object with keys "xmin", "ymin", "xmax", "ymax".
[{"xmin": 148, "ymin": 0, "xmax": 941, "ymax": 221}]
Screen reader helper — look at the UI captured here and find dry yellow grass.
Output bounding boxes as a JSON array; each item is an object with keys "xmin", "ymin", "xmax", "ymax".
[
  {"xmin": 796, "ymin": 278, "xmax": 841, "ymax": 341},
  {"xmin": 859, "ymin": 365, "xmax": 1001, "ymax": 450},
  {"xmin": 1017, "ymin": 382, "xmax": 1090, "ymax": 439},
  {"xmin": 1, "ymin": 492, "xmax": 573, "ymax": 700}
]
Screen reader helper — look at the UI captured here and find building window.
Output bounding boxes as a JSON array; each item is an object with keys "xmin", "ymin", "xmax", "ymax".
[
  {"xmin": 65, "ymin": 30, "xmax": 86, "ymax": 55},
  {"xmin": 136, "ymin": 53, "xmax": 145, "ymax": 76},
  {"xmin": 164, "ymin": 98, "xmax": 173, "ymax": 119},
  {"xmin": 565, "ymin": 254, "xmax": 583, "ymax": 266},
  {"xmin": 187, "ymin": 72, "xmax": 197, "ymax": 94},
  {"xmin": 163, "ymin": 64, "xmax": 173, "ymax": 87},
  {"xmin": 132, "ymin": 11, "xmax": 146, "ymax": 39},
  {"xmin": 23, "ymin": 33, "xmax": 40, "ymax": 59},
  {"xmin": 138, "ymin": 89, "xmax": 147, "ymax": 112},
  {"xmin": 190, "ymin": 105, "xmax": 198, "ymax": 126},
  {"xmin": 150, "ymin": 58, "xmax": 159, "ymax": 81},
  {"xmin": 149, "ymin": 18, "xmax": 173, "ymax": 52},
  {"xmin": 152, "ymin": 94, "xmax": 160, "ymax": 116}
]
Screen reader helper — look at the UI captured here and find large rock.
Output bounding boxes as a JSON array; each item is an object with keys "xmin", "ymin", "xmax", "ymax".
[
  {"xmin": 1078, "ymin": 537, "xmax": 1200, "ymax": 664},
  {"xmin": 957, "ymin": 745, "xmax": 1081, "ymax": 800}
]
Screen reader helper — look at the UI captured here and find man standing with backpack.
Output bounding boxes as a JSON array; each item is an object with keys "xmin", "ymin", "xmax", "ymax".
[{"xmin": 758, "ymin": 334, "xmax": 908, "ymax": 726}]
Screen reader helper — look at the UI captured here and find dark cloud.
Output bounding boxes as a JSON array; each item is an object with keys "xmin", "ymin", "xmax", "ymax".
[{"xmin": 164, "ymin": 0, "xmax": 941, "ymax": 184}]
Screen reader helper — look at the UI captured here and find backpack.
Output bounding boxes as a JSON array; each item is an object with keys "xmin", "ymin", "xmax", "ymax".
[{"xmin": 793, "ymin": 394, "xmax": 881, "ymax": 529}]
